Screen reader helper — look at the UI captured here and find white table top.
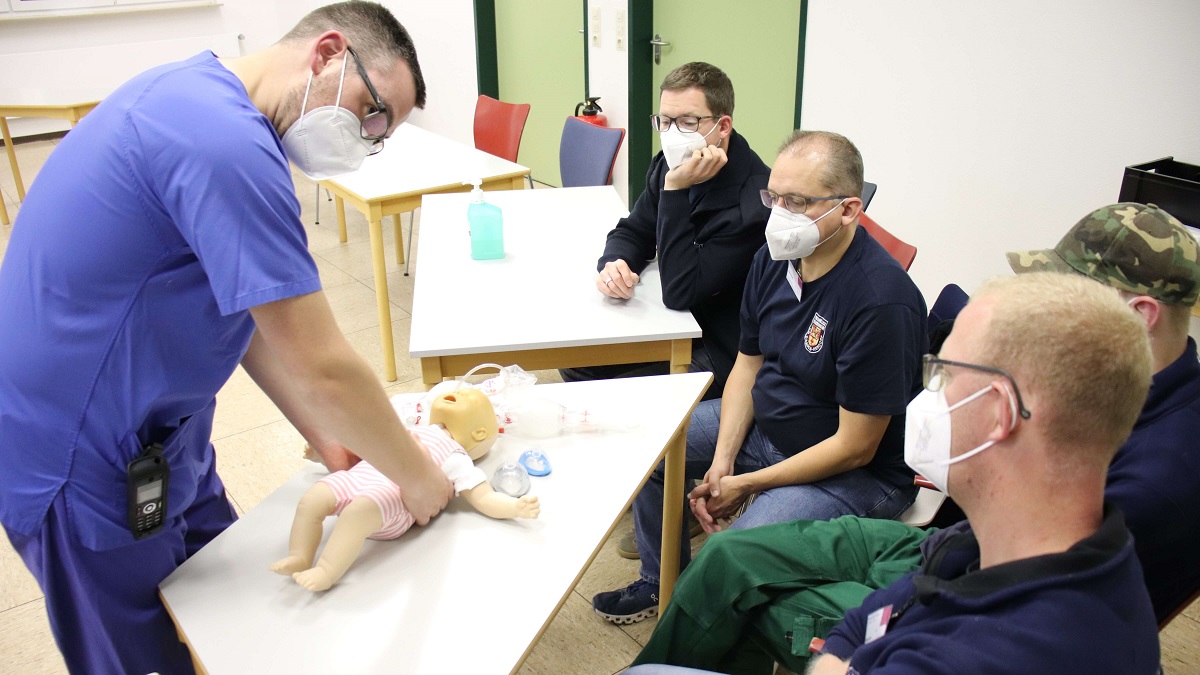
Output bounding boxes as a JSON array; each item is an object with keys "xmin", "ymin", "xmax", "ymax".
[
  {"xmin": 0, "ymin": 88, "xmax": 110, "ymax": 108},
  {"xmin": 159, "ymin": 373, "xmax": 711, "ymax": 674},
  {"xmin": 322, "ymin": 123, "xmax": 529, "ymax": 201},
  {"xmin": 409, "ymin": 186, "xmax": 701, "ymax": 358}
]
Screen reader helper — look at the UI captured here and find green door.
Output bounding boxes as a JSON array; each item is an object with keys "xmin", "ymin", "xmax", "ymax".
[
  {"xmin": 495, "ymin": 0, "xmax": 587, "ymax": 187},
  {"xmin": 628, "ymin": 1, "xmax": 804, "ymax": 199}
]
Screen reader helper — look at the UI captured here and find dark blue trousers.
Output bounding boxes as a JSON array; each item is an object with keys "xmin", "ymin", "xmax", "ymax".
[{"xmin": 5, "ymin": 451, "xmax": 236, "ymax": 675}]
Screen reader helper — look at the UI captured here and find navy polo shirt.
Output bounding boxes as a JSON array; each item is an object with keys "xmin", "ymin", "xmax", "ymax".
[{"xmin": 739, "ymin": 226, "xmax": 926, "ymax": 486}]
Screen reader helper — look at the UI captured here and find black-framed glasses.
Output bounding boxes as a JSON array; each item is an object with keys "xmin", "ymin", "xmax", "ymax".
[
  {"xmin": 922, "ymin": 354, "xmax": 1032, "ymax": 419},
  {"xmin": 759, "ymin": 189, "xmax": 849, "ymax": 215},
  {"xmin": 650, "ymin": 114, "xmax": 717, "ymax": 133},
  {"xmin": 346, "ymin": 46, "xmax": 390, "ymax": 155}
]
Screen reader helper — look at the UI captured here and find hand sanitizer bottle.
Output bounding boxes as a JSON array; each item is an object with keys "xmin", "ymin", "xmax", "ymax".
[{"xmin": 465, "ymin": 178, "xmax": 504, "ymax": 260}]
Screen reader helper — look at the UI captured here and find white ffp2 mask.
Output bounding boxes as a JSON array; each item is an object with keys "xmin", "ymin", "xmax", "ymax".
[
  {"xmin": 903, "ymin": 385, "xmax": 1016, "ymax": 494},
  {"xmin": 660, "ymin": 122, "xmax": 719, "ymax": 170},
  {"xmin": 281, "ymin": 55, "xmax": 375, "ymax": 180},
  {"xmin": 764, "ymin": 200, "xmax": 845, "ymax": 260}
]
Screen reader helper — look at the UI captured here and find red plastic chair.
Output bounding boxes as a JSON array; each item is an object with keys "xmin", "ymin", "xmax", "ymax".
[
  {"xmin": 473, "ymin": 95, "xmax": 531, "ymax": 163},
  {"xmin": 859, "ymin": 212, "xmax": 917, "ymax": 271}
]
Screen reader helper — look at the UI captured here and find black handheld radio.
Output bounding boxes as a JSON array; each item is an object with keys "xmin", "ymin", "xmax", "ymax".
[{"xmin": 127, "ymin": 442, "xmax": 169, "ymax": 539}]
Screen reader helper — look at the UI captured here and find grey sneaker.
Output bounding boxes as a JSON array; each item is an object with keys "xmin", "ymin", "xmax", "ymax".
[{"xmin": 615, "ymin": 514, "xmax": 705, "ymax": 560}]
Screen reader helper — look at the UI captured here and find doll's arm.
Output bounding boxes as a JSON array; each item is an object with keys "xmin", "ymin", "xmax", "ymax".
[{"xmin": 460, "ymin": 483, "xmax": 540, "ymax": 520}]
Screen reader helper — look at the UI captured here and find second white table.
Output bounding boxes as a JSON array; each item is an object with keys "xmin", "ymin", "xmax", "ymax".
[{"xmin": 409, "ymin": 186, "xmax": 702, "ymax": 387}]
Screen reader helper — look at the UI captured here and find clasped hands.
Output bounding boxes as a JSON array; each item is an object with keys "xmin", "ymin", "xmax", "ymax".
[{"xmin": 689, "ymin": 459, "xmax": 752, "ymax": 534}]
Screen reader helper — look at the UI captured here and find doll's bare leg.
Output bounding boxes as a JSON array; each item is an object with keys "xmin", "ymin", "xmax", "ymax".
[
  {"xmin": 293, "ymin": 497, "xmax": 384, "ymax": 592},
  {"xmin": 270, "ymin": 483, "xmax": 338, "ymax": 575}
]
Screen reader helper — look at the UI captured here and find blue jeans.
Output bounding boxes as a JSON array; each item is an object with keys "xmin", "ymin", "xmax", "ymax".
[{"xmin": 635, "ymin": 399, "xmax": 916, "ymax": 584}]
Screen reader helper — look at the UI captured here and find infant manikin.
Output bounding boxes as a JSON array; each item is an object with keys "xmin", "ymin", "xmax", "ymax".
[{"xmin": 269, "ymin": 388, "xmax": 540, "ymax": 592}]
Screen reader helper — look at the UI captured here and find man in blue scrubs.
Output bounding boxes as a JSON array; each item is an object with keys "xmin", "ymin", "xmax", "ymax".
[{"xmin": 0, "ymin": 4, "xmax": 453, "ymax": 673}]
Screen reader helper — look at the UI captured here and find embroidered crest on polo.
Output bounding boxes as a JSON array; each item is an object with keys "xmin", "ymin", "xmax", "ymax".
[{"xmin": 804, "ymin": 312, "xmax": 828, "ymax": 353}]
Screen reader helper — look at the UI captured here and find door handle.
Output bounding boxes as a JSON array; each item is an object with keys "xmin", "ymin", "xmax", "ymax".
[{"xmin": 650, "ymin": 34, "xmax": 670, "ymax": 65}]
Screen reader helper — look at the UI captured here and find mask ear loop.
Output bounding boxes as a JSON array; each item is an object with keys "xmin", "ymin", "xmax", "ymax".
[
  {"xmin": 332, "ymin": 51, "xmax": 349, "ymax": 108},
  {"xmin": 1001, "ymin": 383, "xmax": 1018, "ymax": 432},
  {"xmin": 296, "ymin": 71, "xmax": 315, "ymax": 130}
]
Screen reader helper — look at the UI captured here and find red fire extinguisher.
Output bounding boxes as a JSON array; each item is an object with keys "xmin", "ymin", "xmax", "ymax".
[{"xmin": 574, "ymin": 96, "xmax": 608, "ymax": 127}]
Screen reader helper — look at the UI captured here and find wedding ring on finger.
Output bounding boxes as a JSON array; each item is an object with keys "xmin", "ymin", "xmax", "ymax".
[{"xmin": 604, "ymin": 277, "xmax": 613, "ymax": 286}]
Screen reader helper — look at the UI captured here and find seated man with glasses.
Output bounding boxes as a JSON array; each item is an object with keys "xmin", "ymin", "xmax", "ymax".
[
  {"xmin": 593, "ymin": 130, "xmax": 927, "ymax": 625},
  {"xmin": 0, "ymin": 3, "xmax": 451, "ymax": 673},
  {"xmin": 632, "ymin": 203, "xmax": 1200, "ymax": 673},
  {"xmin": 562, "ymin": 61, "xmax": 770, "ymax": 400}
]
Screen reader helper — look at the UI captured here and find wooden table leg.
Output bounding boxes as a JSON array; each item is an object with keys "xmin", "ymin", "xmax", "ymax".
[
  {"xmin": 1, "ymin": 117, "xmax": 24, "ymax": 219},
  {"xmin": 669, "ymin": 338, "xmax": 693, "ymax": 374},
  {"xmin": 367, "ymin": 209, "xmax": 397, "ymax": 382},
  {"xmin": 393, "ymin": 213, "xmax": 405, "ymax": 265},
  {"xmin": 658, "ymin": 424, "xmax": 687, "ymax": 613},
  {"xmin": 421, "ymin": 357, "xmax": 443, "ymax": 390},
  {"xmin": 336, "ymin": 196, "xmax": 348, "ymax": 243}
]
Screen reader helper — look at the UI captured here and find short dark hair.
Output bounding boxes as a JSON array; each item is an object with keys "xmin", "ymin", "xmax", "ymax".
[
  {"xmin": 282, "ymin": 1, "xmax": 426, "ymax": 109},
  {"xmin": 779, "ymin": 130, "xmax": 864, "ymax": 200},
  {"xmin": 660, "ymin": 62, "xmax": 734, "ymax": 118}
]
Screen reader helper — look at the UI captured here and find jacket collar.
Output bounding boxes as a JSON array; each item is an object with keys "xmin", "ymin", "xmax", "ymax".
[{"xmin": 914, "ymin": 503, "xmax": 1130, "ymax": 602}]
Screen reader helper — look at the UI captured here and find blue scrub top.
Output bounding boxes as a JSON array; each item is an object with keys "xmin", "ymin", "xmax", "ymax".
[{"xmin": 0, "ymin": 52, "xmax": 321, "ymax": 549}]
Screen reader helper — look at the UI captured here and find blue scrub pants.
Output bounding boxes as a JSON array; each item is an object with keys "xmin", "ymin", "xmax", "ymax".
[{"xmin": 5, "ymin": 447, "xmax": 236, "ymax": 675}]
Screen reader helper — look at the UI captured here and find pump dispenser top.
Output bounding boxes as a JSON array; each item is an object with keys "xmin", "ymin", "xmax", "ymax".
[{"xmin": 464, "ymin": 178, "xmax": 485, "ymax": 204}]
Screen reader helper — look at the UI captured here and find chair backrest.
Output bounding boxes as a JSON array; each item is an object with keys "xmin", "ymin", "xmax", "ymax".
[
  {"xmin": 559, "ymin": 117, "xmax": 626, "ymax": 188},
  {"xmin": 898, "ymin": 487, "xmax": 948, "ymax": 528},
  {"xmin": 1160, "ymin": 585, "xmax": 1200, "ymax": 630},
  {"xmin": 859, "ymin": 212, "xmax": 917, "ymax": 271},
  {"xmin": 928, "ymin": 283, "xmax": 969, "ymax": 355},
  {"xmin": 862, "ymin": 181, "xmax": 878, "ymax": 211},
  {"xmin": 928, "ymin": 283, "xmax": 969, "ymax": 334},
  {"xmin": 473, "ymin": 95, "xmax": 531, "ymax": 163}
]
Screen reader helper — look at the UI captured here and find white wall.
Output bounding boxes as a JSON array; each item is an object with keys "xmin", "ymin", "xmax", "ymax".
[
  {"xmin": 585, "ymin": 0, "xmax": 630, "ymax": 206},
  {"xmin": 380, "ymin": 0, "xmax": 477, "ymax": 145},
  {"xmin": 0, "ymin": 4, "xmax": 258, "ymax": 137},
  {"xmin": 802, "ymin": 0, "xmax": 1200, "ymax": 303},
  {"xmin": 0, "ymin": 0, "xmax": 478, "ymax": 144}
]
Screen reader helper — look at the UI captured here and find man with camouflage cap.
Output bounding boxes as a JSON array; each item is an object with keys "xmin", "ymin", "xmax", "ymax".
[
  {"xmin": 631, "ymin": 202, "xmax": 1200, "ymax": 673},
  {"xmin": 1007, "ymin": 202, "xmax": 1200, "ymax": 620}
]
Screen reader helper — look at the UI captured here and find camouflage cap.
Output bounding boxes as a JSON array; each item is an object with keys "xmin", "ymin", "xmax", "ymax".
[{"xmin": 1006, "ymin": 203, "xmax": 1200, "ymax": 306}]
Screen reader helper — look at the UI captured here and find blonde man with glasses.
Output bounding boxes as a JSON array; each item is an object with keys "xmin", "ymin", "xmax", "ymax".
[
  {"xmin": 0, "ymin": 3, "xmax": 450, "ymax": 673},
  {"xmin": 632, "ymin": 203, "xmax": 1200, "ymax": 674}
]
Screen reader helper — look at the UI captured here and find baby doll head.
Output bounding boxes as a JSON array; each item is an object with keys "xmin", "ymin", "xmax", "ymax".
[{"xmin": 429, "ymin": 388, "xmax": 499, "ymax": 460}]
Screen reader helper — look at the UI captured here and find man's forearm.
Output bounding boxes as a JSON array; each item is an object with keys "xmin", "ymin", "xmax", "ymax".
[
  {"xmin": 247, "ymin": 294, "xmax": 438, "ymax": 489},
  {"xmin": 713, "ymin": 353, "xmax": 761, "ymax": 464},
  {"xmin": 741, "ymin": 410, "xmax": 889, "ymax": 493},
  {"xmin": 741, "ymin": 435, "xmax": 866, "ymax": 493},
  {"xmin": 241, "ymin": 331, "xmax": 336, "ymax": 451}
]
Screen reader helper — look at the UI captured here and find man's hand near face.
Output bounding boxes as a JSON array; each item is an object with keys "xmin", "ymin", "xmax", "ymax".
[{"xmin": 664, "ymin": 145, "xmax": 728, "ymax": 191}]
